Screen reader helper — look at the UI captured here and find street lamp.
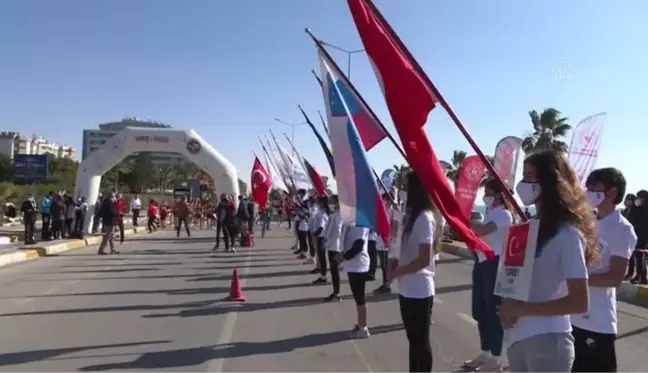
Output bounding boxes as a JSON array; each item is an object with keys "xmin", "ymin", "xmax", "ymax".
[
  {"xmin": 319, "ymin": 40, "xmax": 365, "ymax": 78},
  {"xmin": 274, "ymin": 118, "xmax": 307, "ymax": 155}
]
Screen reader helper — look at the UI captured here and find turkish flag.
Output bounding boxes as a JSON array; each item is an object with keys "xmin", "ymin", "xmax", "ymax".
[
  {"xmin": 251, "ymin": 157, "xmax": 271, "ymax": 208},
  {"xmin": 504, "ymin": 223, "xmax": 531, "ymax": 267},
  {"xmin": 347, "ymin": 0, "xmax": 494, "ymax": 260}
]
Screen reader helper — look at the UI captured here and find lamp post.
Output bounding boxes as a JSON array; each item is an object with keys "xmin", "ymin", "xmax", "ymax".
[
  {"xmin": 274, "ymin": 118, "xmax": 307, "ymax": 155},
  {"xmin": 319, "ymin": 40, "xmax": 365, "ymax": 78}
]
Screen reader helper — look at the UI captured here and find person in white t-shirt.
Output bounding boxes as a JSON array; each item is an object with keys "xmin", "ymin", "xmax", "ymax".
[
  {"xmin": 130, "ymin": 195, "xmax": 142, "ymax": 226},
  {"xmin": 463, "ymin": 178, "xmax": 514, "ymax": 372},
  {"xmin": 372, "ymin": 192, "xmax": 397, "ymax": 294},
  {"xmin": 304, "ymin": 197, "xmax": 319, "ymax": 267},
  {"xmin": 324, "ymin": 195, "xmax": 343, "ymax": 301},
  {"xmin": 499, "ymin": 150, "xmax": 599, "ymax": 372},
  {"xmin": 388, "ymin": 171, "xmax": 441, "ymax": 372},
  {"xmin": 333, "ymin": 220, "xmax": 371, "ymax": 338},
  {"xmin": 312, "ymin": 196, "xmax": 331, "ymax": 284},
  {"xmin": 570, "ymin": 168, "xmax": 637, "ymax": 372}
]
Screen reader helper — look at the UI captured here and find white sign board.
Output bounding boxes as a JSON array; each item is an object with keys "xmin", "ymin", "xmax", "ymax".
[{"xmin": 494, "ymin": 219, "xmax": 539, "ymax": 301}]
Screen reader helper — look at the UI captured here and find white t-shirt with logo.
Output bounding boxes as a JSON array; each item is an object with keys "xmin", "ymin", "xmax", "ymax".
[
  {"xmin": 477, "ymin": 206, "xmax": 514, "ymax": 262},
  {"xmin": 312, "ymin": 210, "xmax": 329, "ymax": 238},
  {"xmin": 398, "ymin": 211, "xmax": 437, "ymax": 299},
  {"xmin": 342, "ymin": 226, "xmax": 370, "ymax": 273},
  {"xmin": 308, "ymin": 207, "xmax": 319, "ymax": 232},
  {"xmin": 507, "ymin": 224, "xmax": 588, "ymax": 345},
  {"xmin": 325, "ymin": 211, "xmax": 343, "ymax": 252},
  {"xmin": 571, "ymin": 210, "xmax": 636, "ymax": 334}
]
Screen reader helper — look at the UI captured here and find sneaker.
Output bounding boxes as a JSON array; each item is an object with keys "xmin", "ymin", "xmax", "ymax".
[
  {"xmin": 477, "ymin": 357, "xmax": 503, "ymax": 372},
  {"xmin": 366, "ymin": 274, "xmax": 376, "ymax": 281},
  {"xmin": 312, "ymin": 277, "xmax": 327, "ymax": 284},
  {"xmin": 304, "ymin": 257, "xmax": 316, "ymax": 265},
  {"xmin": 323, "ymin": 293, "xmax": 341, "ymax": 302},
  {"xmin": 372, "ymin": 285, "xmax": 392, "ymax": 294},
  {"xmin": 349, "ymin": 325, "xmax": 370, "ymax": 339},
  {"xmin": 463, "ymin": 353, "xmax": 490, "ymax": 369},
  {"xmin": 296, "ymin": 254, "xmax": 307, "ymax": 260}
]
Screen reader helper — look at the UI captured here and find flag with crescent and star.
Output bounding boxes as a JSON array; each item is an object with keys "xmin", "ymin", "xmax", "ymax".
[
  {"xmin": 320, "ymin": 51, "xmax": 390, "ymax": 244},
  {"xmin": 251, "ymin": 156, "xmax": 272, "ymax": 208}
]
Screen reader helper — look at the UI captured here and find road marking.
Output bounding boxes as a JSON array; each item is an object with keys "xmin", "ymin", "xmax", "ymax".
[
  {"xmin": 13, "ymin": 297, "xmax": 34, "ymax": 306},
  {"xmin": 434, "ymin": 297, "xmax": 444, "ymax": 305},
  {"xmin": 207, "ymin": 248, "xmax": 254, "ymax": 373},
  {"xmin": 457, "ymin": 312, "xmax": 478, "ymax": 326},
  {"xmin": 43, "ymin": 286, "xmax": 59, "ymax": 295}
]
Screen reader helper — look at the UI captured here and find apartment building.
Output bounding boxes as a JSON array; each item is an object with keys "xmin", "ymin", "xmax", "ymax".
[{"xmin": 0, "ymin": 131, "xmax": 76, "ymax": 160}]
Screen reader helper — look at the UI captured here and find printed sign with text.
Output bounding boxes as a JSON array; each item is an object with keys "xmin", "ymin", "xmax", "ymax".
[{"xmin": 494, "ymin": 219, "xmax": 539, "ymax": 301}]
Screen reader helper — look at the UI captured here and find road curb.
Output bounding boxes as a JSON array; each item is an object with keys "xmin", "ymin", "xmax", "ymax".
[
  {"xmin": 0, "ymin": 227, "xmax": 149, "ymax": 269},
  {"xmin": 440, "ymin": 241, "xmax": 648, "ymax": 307}
]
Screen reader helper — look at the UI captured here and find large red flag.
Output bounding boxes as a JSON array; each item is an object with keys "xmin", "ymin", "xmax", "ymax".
[
  {"xmin": 251, "ymin": 157, "xmax": 271, "ymax": 208},
  {"xmin": 303, "ymin": 159, "xmax": 326, "ymax": 196},
  {"xmin": 347, "ymin": 0, "xmax": 494, "ymax": 259}
]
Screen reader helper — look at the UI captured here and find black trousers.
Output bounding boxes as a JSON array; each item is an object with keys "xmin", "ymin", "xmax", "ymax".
[
  {"xmin": 297, "ymin": 230, "xmax": 308, "ymax": 253},
  {"xmin": 400, "ymin": 295, "xmax": 434, "ymax": 372},
  {"xmin": 117, "ymin": 220, "xmax": 125, "ymax": 243},
  {"xmin": 41, "ymin": 213, "xmax": 51, "ymax": 239},
  {"xmin": 216, "ymin": 220, "xmax": 232, "ymax": 248},
  {"xmin": 64, "ymin": 218, "xmax": 73, "ymax": 237},
  {"xmin": 368, "ymin": 240, "xmax": 378, "ymax": 276},
  {"xmin": 627, "ymin": 249, "xmax": 646, "ymax": 281},
  {"xmin": 347, "ymin": 272, "xmax": 367, "ymax": 306},
  {"xmin": 316, "ymin": 237, "xmax": 327, "ymax": 276},
  {"xmin": 572, "ymin": 326, "xmax": 616, "ymax": 372},
  {"xmin": 307, "ymin": 231, "xmax": 315, "ymax": 258},
  {"xmin": 52, "ymin": 218, "xmax": 63, "ymax": 238},
  {"xmin": 132, "ymin": 209, "xmax": 140, "ymax": 226},
  {"xmin": 74, "ymin": 211, "xmax": 85, "ymax": 235},
  {"xmin": 23, "ymin": 217, "xmax": 35, "ymax": 243},
  {"xmin": 471, "ymin": 257, "xmax": 503, "ymax": 357},
  {"xmin": 176, "ymin": 217, "xmax": 190, "ymax": 237},
  {"xmin": 327, "ymin": 251, "xmax": 341, "ymax": 294}
]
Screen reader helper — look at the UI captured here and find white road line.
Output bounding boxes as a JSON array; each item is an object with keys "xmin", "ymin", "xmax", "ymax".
[
  {"xmin": 42, "ymin": 286, "xmax": 60, "ymax": 295},
  {"xmin": 13, "ymin": 297, "xmax": 34, "ymax": 306},
  {"xmin": 207, "ymin": 248, "xmax": 254, "ymax": 373},
  {"xmin": 457, "ymin": 312, "xmax": 478, "ymax": 326}
]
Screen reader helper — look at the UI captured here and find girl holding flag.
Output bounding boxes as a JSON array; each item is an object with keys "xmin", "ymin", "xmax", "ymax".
[{"xmin": 323, "ymin": 195, "xmax": 343, "ymax": 301}]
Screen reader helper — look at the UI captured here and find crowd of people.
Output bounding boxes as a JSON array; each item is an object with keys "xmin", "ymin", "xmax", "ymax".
[{"xmin": 269, "ymin": 149, "xmax": 636, "ymax": 372}]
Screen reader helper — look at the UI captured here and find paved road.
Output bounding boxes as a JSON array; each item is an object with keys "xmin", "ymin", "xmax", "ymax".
[{"xmin": 0, "ymin": 227, "xmax": 646, "ymax": 371}]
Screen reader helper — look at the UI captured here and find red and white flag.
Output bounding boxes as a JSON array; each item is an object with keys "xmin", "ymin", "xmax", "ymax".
[
  {"xmin": 347, "ymin": 0, "xmax": 495, "ymax": 259},
  {"xmin": 568, "ymin": 113, "xmax": 606, "ymax": 185},
  {"xmin": 493, "ymin": 136, "xmax": 523, "ymax": 188},
  {"xmin": 251, "ymin": 157, "xmax": 271, "ymax": 208},
  {"xmin": 495, "ymin": 220, "xmax": 539, "ymax": 301},
  {"xmin": 455, "ymin": 155, "xmax": 487, "ymax": 219}
]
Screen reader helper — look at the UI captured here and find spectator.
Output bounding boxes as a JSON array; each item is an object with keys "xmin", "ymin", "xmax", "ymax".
[
  {"xmin": 41, "ymin": 191, "xmax": 52, "ymax": 240},
  {"xmin": 130, "ymin": 194, "xmax": 142, "ymax": 226},
  {"xmin": 115, "ymin": 194, "xmax": 126, "ymax": 244},
  {"xmin": 626, "ymin": 190, "xmax": 648, "ymax": 284},
  {"xmin": 622, "ymin": 194, "xmax": 636, "ymax": 218},
  {"xmin": 97, "ymin": 192, "xmax": 118, "ymax": 255},
  {"xmin": 74, "ymin": 197, "xmax": 88, "ymax": 237},
  {"xmin": 20, "ymin": 193, "xmax": 38, "ymax": 245}
]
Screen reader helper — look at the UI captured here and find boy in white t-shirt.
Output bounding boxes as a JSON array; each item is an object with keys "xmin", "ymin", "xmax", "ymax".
[{"xmin": 571, "ymin": 168, "xmax": 637, "ymax": 372}]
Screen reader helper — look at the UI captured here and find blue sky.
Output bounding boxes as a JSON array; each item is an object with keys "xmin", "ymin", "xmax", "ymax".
[{"xmin": 1, "ymin": 0, "xmax": 647, "ymax": 198}]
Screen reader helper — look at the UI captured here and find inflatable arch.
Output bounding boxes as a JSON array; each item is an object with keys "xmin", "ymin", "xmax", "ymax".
[{"xmin": 74, "ymin": 127, "xmax": 239, "ymax": 234}]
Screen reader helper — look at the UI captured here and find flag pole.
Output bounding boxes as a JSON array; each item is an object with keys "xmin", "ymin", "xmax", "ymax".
[
  {"xmin": 298, "ymin": 105, "xmax": 396, "ymax": 207},
  {"xmin": 282, "ymin": 133, "xmax": 316, "ymax": 189},
  {"xmin": 317, "ymin": 110, "xmax": 330, "ymax": 139},
  {"xmin": 357, "ymin": 0, "xmax": 525, "ymax": 221},
  {"xmin": 268, "ymin": 130, "xmax": 299, "ymax": 195},
  {"xmin": 306, "ymin": 28, "xmax": 407, "ymax": 161}
]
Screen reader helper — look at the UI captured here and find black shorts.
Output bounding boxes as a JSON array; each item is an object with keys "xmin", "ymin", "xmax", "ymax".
[
  {"xmin": 572, "ymin": 326, "xmax": 616, "ymax": 372},
  {"xmin": 347, "ymin": 272, "xmax": 367, "ymax": 306}
]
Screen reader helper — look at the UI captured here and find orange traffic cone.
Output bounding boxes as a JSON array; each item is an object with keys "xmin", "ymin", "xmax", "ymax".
[{"xmin": 227, "ymin": 269, "xmax": 247, "ymax": 302}]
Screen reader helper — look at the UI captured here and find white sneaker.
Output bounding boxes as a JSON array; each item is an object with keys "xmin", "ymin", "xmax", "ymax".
[
  {"xmin": 303, "ymin": 257, "xmax": 315, "ymax": 265},
  {"xmin": 463, "ymin": 353, "xmax": 490, "ymax": 369},
  {"xmin": 477, "ymin": 357, "xmax": 503, "ymax": 372},
  {"xmin": 349, "ymin": 325, "xmax": 370, "ymax": 339}
]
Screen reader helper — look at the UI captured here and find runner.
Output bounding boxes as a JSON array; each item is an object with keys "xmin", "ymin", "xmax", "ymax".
[{"xmin": 499, "ymin": 150, "xmax": 598, "ymax": 372}]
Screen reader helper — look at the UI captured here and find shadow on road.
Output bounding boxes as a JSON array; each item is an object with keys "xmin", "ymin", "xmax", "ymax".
[
  {"xmin": 78, "ymin": 324, "xmax": 402, "ymax": 371},
  {"xmin": 0, "ymin": 340, "xmax": 170, "ymax": 367}
]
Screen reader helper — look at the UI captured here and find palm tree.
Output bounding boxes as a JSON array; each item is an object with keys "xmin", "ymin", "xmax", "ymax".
[
  {"xmin": 444, "ymin": 150, "xmax": 466, "ymax": 186},
  {"xmin": 522, "ymin": 108, "xmax": 571, "ymax": 153},
  {"xmin": 392, "ymin": 164, "xmax": 411, "ymax": 190}
]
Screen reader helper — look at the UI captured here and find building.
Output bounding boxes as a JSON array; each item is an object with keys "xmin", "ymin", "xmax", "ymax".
[
  {"xmin": 0, "ymin": 131, "xmax": 76, "ymax": 160},
  {"xmin": 82, "ymin": 117, "xmax": 185, "ymax": 165}
]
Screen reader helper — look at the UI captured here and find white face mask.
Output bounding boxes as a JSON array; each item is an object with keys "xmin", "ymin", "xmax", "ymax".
[
  {"xmin": 515, "ymin": 182, "xmax": 541, "ymax": 206},
  {"xmin": 329, "ymin": 204, "xmax": 337, "ymax": 212},
  {"xmin": 586, "ymin": 190, "xmax": 605, "ymax": 209},
  {"xmin": 636, "ymin": 199, "xmax": 643, "ymax": 207},
  {"xmin": 482, "ymin": 196, "xmax": 494, "ymax": 207}
]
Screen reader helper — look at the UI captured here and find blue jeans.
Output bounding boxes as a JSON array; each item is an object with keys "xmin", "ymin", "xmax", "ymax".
[{"xmin": 471, "ymin": 257, "xmax": 503, "ymax": 356}]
